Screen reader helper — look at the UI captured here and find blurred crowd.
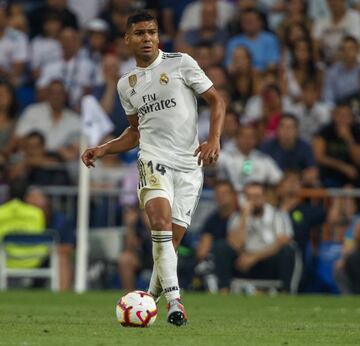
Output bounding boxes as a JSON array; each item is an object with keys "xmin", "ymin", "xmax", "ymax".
[{"xmin": 0, "ymin": 0, "xmax": 359, "ymax": 294}]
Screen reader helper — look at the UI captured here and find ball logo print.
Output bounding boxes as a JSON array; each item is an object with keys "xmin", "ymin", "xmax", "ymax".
[{"xmin": 116, "ymin": 291, "xmax": 158, "ymax": 327}]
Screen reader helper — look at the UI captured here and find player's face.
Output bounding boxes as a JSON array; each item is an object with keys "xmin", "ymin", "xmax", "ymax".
[{"xmin": 125, "ymin": 20, "xmax": 159, "ymax": 64}]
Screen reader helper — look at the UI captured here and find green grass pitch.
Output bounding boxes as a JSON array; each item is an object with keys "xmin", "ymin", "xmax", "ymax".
[{"xmin": 0, "ymin": 291, "xmax": 359, "ymax": 346}]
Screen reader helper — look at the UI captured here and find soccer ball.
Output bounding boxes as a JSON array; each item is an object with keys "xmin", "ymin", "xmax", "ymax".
[{"xmin": 116, "ymin": 290, "xmax": 158, "ymax": 327}]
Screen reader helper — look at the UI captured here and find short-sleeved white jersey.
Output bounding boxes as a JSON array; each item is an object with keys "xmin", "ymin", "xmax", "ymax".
[{"xmin": 117, "ymin": 50, "xmax": 213, "ymax": 172}]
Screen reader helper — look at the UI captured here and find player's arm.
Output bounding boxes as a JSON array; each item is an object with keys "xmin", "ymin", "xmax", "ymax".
[
  {"xmin": 194, "ymin": 86, "xmax": 225, "ymax": 166},
  {"xmin": 81, "ymin": 115, "xmax": 139, "ymax": 168}
]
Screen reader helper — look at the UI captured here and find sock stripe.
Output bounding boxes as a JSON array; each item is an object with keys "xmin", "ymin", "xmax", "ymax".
[
  {"xmin": 151, "ymin": 236, "xmax": 172, "ymax": 240},
  {"xmin": 152, "ymin": 239, "xmax": 172, "ymax": 243}
]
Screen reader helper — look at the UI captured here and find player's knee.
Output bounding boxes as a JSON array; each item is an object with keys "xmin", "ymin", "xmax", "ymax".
[{"xmin": 149, "ymin": 215, "xmax": 172, "ymax": 231}]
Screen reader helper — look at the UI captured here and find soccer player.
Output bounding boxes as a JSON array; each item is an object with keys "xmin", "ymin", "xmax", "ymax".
[{"xmin": 81, "ymin": 11, "xmax": 225, "ymax": 326}]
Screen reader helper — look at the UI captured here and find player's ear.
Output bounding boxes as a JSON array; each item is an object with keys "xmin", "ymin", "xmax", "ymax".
[{"xmin": 124, "ymin": 32, "xmax": 130, "ymax": 46}]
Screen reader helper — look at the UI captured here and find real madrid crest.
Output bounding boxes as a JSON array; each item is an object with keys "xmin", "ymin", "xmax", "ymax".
[
  {"xmin": 150, "ymin": 175, "xmax": 158, "ymax": 185},
  {"xmin": 159, "ymin": 73, "xmax": 169, "ymax": 85},
  {"xmin": 128, "ymin": 74, "xmax": 137, "ymax": 87}
]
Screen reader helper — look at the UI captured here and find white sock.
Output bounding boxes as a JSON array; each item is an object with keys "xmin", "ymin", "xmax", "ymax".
[
  {"xmin": 151, "ymin": 230, "xmax": 180, "ymax": 302},
  {"xmin": 147, "ymin": 264, "xmax": 162, "ymax": 299}
]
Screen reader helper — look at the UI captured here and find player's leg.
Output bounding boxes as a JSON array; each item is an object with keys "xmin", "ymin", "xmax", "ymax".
[
  {"xmin": 165, "ymin": 167, "xmax": 203, "ymax": 325},
  {"xmin": 166, "ymin": 222, "xmax": 188, "ymax": 325},
  {"xmin": 145, "ymin": 197, "xmax": 183, "ymax": 308},
  {"xmin": 147, "ymin": 223, "xmax": 185, "ymax": 301}
]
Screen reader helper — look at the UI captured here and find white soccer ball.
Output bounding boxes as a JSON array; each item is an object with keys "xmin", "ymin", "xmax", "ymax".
[{"xmin": 116, "ymin": 290, "xmax": 158, "ymax": 327}]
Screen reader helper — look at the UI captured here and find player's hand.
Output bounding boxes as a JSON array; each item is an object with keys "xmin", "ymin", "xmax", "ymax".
[
  {"xmin": 81, "ymin": 146, "xmax": 107, "ymax": 168},
  {"xmin": 194, "ymin": 140, "xmax": 220, "ymax": 166}
]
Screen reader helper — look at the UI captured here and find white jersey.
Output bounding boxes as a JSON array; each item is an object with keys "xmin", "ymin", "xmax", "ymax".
[{"xmin": 117, "ymin": 50, "xmax": 213, "ymax": 172}]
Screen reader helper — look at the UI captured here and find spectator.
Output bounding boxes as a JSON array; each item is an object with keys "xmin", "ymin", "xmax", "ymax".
[
  {"xmin": 0, "ymin": 2, "xmax": 29, "ymax": 86},
  {"xmin": 313, "ymin": 0, "xmax": 360, "ymax": 64},
  {"xmin": 0, "ymin": 80, "xmax": 18, "ymax": 149},
  {"xmin": 228, "ymin": 46, "xmax": 260, "ymax": 116},
  {"xmin": 7, "ymin": 2, "xmax": 28, "ymax": 34},
  {"xmin": 81, "ymin": 18, "xmax": 110, "ymax": 86},
  {"xmin": 28, "ymin": 0, "xmax": 79, "ymax": 38},
  {"xmin": 0, "ymin": 183, "xmax": 47, "ymax": 272},
  {"xmin": 277, "ymin": 0, "xmax": 312, "ymax": 44},
  {"xmin": 15, "ymin": 79, "xmax": 81, "ymax": 162},
  {"xmin": 24, "ymin": 187, "xmax": 75, "ymax": 291},
  {"xmin": 286, "ymin": 38, "xmax": 323, "ymax": 102},
  {"xmin": 334, "ymin": 215, "xmax": 360, "ymax": 294},
  {"xmin": 278, "ymin": 171, "xmax": 326, "ymax": 290},
  {"xmin": 244, "ymin": 84, "xmax": 291, "ymax": 140},
  {"xmin": 313, "ymin": 103, "xmax": 360, "ymax": 187},
  {"xmin": 221, "ymin": 110, "xmax": 240, "ymax": 153},
  {"xmin": 100, "ymin": 1, "xmax": 133, "ymax": 41},
  {"xmin": 30, "ymin": 12, "xmax": 63, "ymax": 81},
  {"xmin": 289, "ymin": 79, "xmax": 331, "ymax": 143},
  {"xmin": 260, "ymin": 114, "xmax": 318, "ymax": 186},
  {"xmin": 217, "ymin": 125, "xmax": 283, "ymax": 192},
  {"xmin": 37, "ymin": 26, "xmax": 95, "ymax": 109},
  {"xmin": 118, "ymin": 207, "xmax": 153, "ymax": 291},
  {"xmin": 92, "ymin": 54, "xmax": 129, "ymax": 136},
  {"xmin": 281, "ymin": 22, "xmax": 313, "ymax": 67},
  {"xmin": 160, "ymin": 0, "xmax": 194, "ymax": 39},
  {"xmin": 8, "ymin": 131, "xmax": 71, "ymax": 186},
  {"xmin": 195, "ymin": 180, "xmax": 239, "ymax": 291},
  {"xmin": 255, "ymin": 0, "xmax": 286, "ymax": 31},
  {"xmin": 322, "ymin": 36, "xmax": 360, "ymax": 107},
  {"xmin": 179, "ymin": 0, "xmax": 234, "ymax": 33},
  {"xmin": 176, "ymin": 1, "xmax": 228, "ymax": 56},
  {"xmin": 225, "ymin": 8, "xmax": 280, "ymax": 71},
  {"xmin": 68, "ymin": 0, "xmax": 105, "ymax": 29},
  {"xmin": 112, "ymin": 36, "xmax": 136, "ymax": 77},
  {"xmin": 214, "ymin": 182, "xmax": 296, "ymax": 293}
]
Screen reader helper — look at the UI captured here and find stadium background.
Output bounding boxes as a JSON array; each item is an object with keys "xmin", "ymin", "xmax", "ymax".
[{"xmin": 0, "ymin": 0, "xmax": 359, "ymax": 297}]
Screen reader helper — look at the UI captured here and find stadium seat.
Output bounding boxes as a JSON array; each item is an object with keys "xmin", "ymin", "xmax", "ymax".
[{"xmin": 0, "ymin": 231, "xmax": 59, "ymax": 291}]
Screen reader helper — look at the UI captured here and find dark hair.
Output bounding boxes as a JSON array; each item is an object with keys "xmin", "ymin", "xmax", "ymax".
[
  {"xmin": 244, "ymin": 181, "xmax": 264, "ymax": 190},
  {"xmin": 284, "ymin": 22, "xmax": 311, "ymax": 50},
  {"xmin": 291, "ymin": 38, "xmax": 316, "ymax": 76},
  {"xmin": 215, "ymin": 179, "xmax": 236, "ymax": 193},
  {"xmin": 126, "ymin": 10, "xmax": 157, "ymax": 29},
  {"xmin": 0, "ymin": 79, "xmax": 18, "ymax": 118},
  {"xmin": 281, "ymin": 113, "xmax": 299, "ymax": 126},
  {"xmin": 342, "ymin": 35, "xmax": 358, "ymax": 46},
  {"xmin": 26, "ymin": 131, "xmax": 46, "ymax": 146}
]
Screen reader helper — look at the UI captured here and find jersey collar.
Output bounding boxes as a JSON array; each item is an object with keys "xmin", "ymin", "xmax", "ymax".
[{"xmin": 135, "ymin": 49, "xmax": 163, "ymax": 71}]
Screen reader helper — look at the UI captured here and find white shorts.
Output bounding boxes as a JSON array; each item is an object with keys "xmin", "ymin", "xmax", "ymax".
[{"xmin": 137, "ymin": 158, "xmax": 203, "ymax": 228}]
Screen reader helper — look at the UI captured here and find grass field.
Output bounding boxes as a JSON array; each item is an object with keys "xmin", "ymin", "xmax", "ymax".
[{"xmin": 0, "ymin": 291, "xmax": 359, "ymax": 346}]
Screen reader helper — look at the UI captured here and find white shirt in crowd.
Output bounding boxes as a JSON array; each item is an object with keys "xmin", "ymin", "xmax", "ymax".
[
  {"xmin": 288, "ymin": 101, "xmax": 331, "ymax": 143},
  {"xmin": 313, "ymin": 9, "xmax": 360, "ymax": 62},
  {"xmin": 242, "ymin": 95, "xmax": 293, "ymax": 124},
  {"xmin": 15, "ymin": 102, "xmax": 80, "ymax": 151},
  {"xmin": 37, "ymin": 52, "xmax": 95, "ymax": 108},
  {"xmin": 230, "ymin": 203, "xmax": 293, "ymax": 252},
  {"xmin": 179, "ymin": 0, "xmax": 235, "ymax": 31},
  {"xmin": 0, "ymin": 27, "xmax": 29, "ymax": 70},
  {"xmin": 68, "ymin": 0, "xmax": 106, "ymax": 29},
  {"xmin": 30, "ymin": 36, "xmax": 62, "ymax": 72},
  {"xmin": 117, "ymin": 50, "xmax": 213, "ymax": 172},
  {"xmin": 217, "ymin": 148, "xmax": 283, "ymax": 192}
]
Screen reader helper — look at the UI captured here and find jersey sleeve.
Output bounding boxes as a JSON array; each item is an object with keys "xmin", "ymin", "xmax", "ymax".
[
  {"xmin": 179, "ymin": 54, "xmax": 213, "ymax": 95},
  {"xmin": 117, "ymin": 79, "xmax": 137, "ymax": 116}
]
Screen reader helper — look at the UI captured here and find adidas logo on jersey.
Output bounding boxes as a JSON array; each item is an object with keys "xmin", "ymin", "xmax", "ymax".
[
  {"xmin": 186, "ymin": 210, "xmax": 191, "ymax": 216},
  {"xmin": 130, "ymin": 88, "xmax": 136, "ymax": 96}
]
